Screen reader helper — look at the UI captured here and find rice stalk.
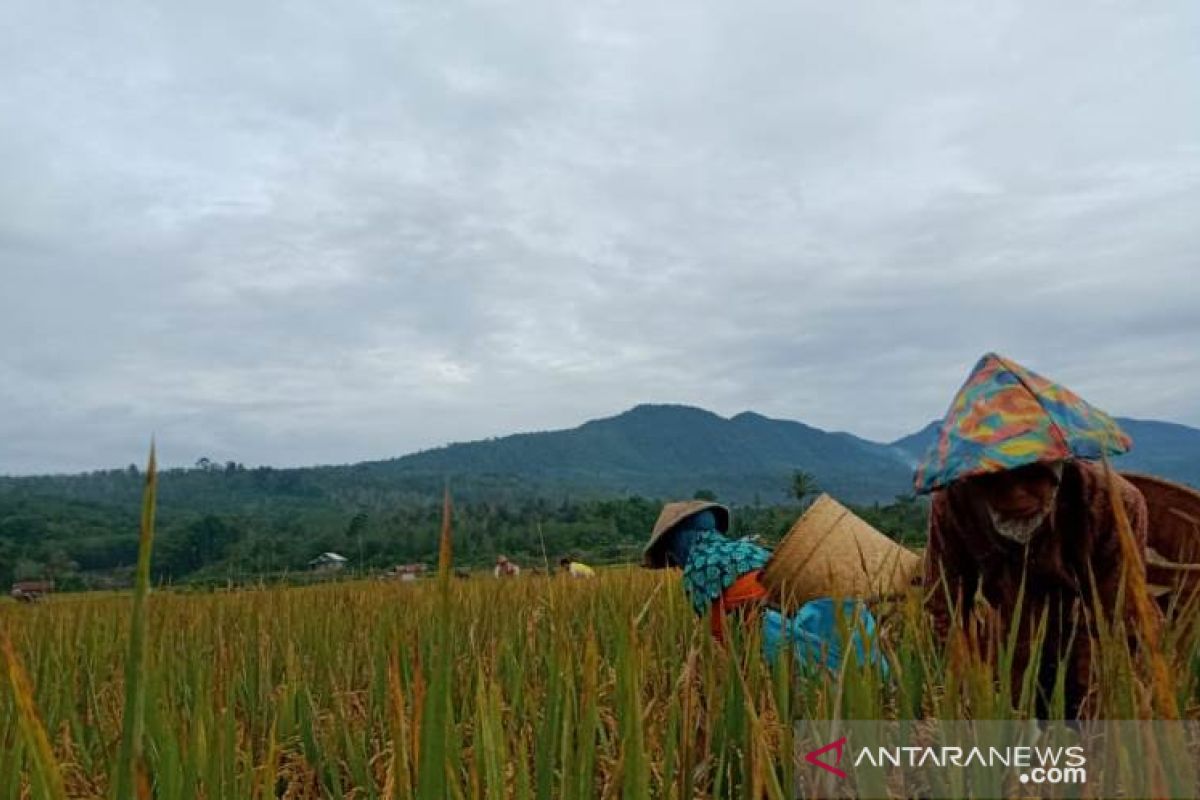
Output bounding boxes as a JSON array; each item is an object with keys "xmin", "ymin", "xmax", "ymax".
[
  {"xmin": 113, "ymin": 441, "xmax": 158, "ymax": 800},
  {"xmin": 0, "ymin": 631, "xmax": 68, "ymax": 800}
]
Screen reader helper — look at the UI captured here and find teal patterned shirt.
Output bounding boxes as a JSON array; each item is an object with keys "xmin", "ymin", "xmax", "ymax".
[{"xmin": 681, "ymin": 530, "xmax": 771, "ymax": 615}]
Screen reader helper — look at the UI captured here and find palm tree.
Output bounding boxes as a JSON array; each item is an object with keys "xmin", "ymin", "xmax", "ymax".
[{"xmin": 791, "ymin": 470, "xmax": 819, "ymax": 507}]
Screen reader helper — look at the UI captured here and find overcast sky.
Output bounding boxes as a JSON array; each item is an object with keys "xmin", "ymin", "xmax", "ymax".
[{"xmin": 2, "ymin": 1, "xmax": 1198, "ymax": 474}]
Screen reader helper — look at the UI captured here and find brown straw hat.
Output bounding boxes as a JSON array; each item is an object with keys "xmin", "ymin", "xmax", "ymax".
[
  {"xmin": 761, "ymin": 494, "xmax": 921, "ymax": 612},
  {"xmin": 1122, "ymin": 472, "xmax": 1200, "ymax": 602},
  {"xmin": 643, "ymin": 500, "xmax": 730, "ymax": 568}
]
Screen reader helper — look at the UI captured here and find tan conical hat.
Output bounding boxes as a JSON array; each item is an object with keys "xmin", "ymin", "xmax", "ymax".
[
  {"xmin": 643, "ymin": 500, "xmax": 730, "ymax": 568},
  {"xmin": 761, "ymin": 493, "xmax": 921, "ymax": 611}
]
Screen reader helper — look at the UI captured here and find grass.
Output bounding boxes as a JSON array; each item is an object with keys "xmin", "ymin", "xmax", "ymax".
[
  {"xmin": 3, "ymin": 571, "xmax": 1199, "ymax": 797},
  {"xmin": 112, "ymin": 443, "xmax": 157, "ymax": 800},
  {"xmin": 3, "ymin": 459, "xmax": 1200, "ymax": 797}
]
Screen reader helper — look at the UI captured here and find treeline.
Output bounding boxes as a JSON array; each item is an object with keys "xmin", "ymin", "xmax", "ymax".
[{"xmin": 0, "ymin": 480, "xmax": 929, "ymax": 590}]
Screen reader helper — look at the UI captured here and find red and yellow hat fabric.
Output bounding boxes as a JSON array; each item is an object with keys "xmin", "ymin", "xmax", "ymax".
[{"xmin": 914, "ymin": 353, "xmax": 1132, "ymax": 494}]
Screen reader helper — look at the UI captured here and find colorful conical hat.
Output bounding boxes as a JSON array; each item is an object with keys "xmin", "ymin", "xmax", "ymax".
[{"xmin": 914, "ymin": 353, "xmax": 1131, "ymax": 494}]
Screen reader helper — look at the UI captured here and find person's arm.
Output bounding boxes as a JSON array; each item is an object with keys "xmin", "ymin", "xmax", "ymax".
[
  {"xmin": 710, "ymin": 597, "xmax": 726, "ymax": 642},
  {"xmin": 709, "ymin": 571, "xmax": 771, "ymax": 644},
  {"xmin": 924, "ymin": 493, "xmax": 978, "ymax": 641}
]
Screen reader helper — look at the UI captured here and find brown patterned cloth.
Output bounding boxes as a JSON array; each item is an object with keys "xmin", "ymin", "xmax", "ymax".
[{"xmin": 924, "ymin": 459, "xmax": 1155, "ymax": 718}]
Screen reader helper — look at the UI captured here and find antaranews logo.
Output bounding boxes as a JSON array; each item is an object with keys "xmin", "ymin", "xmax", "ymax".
[
  {"xmin": 799, "ymin": 720, "xmax": 1200, "ymax": 799},
  {"xmin": 803, "ymin": 736, "xmax": 1087, "ymax": 787},
  {"xmin": 804, "ymin": 737, "xmax": 848, "ymax": 779}
]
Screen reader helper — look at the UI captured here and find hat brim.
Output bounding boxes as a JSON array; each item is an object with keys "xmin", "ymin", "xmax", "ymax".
[{"xmin": 643, "ymin": 501, "xmax": 729, "ymax": 568}]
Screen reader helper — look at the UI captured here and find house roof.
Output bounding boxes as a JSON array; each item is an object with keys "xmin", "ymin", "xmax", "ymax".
[
  {"xmin": 310, "ymin": 552, "xmax": 348, "ymax": 563},
  {"xmin": 11, "ymin": 580, "xmax": 54, "ymax": 591}
]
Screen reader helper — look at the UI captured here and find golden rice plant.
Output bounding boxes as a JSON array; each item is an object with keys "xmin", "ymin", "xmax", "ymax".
[{"xmin": 0, "ymin": 479, "xmax": 1199, "ymax": 797}]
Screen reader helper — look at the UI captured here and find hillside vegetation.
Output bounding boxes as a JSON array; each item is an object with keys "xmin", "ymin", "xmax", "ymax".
[{"xmin": 0, "ymin": 405, "xmax": 1193, "ymax": 588}]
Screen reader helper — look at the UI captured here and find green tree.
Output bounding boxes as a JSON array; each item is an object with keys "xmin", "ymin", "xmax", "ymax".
[
  {"xmin": 790, "ymin": 470, "xmax": 819, "ymax": 506},
  {"xmin": 13, "ymin": 557, "xmax": 43, "ymax": 581},
  {"xmin": 162, "ymin": 515, "xmax": 243, "ymax": 576},
  {"xmin": 347, "ymin": 513, "xmax": 368, "ymax": 568},
  {"xmin": 0, "ymin": 538, "xmax": 15, "ymax": 588},
  {"xmin": 43, "ymin": 548, "xmax": 78, "ymax": 583},
  {"xmin": 0, "ymin": 515, "xmax": 49, "ymax": 543}
]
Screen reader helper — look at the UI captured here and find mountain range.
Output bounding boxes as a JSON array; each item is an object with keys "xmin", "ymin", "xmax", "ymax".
[
  {"xmin": 4, "ymin": 405, "xmax": 1198, "ymax": 508},
  {"xmin": 369, "ymin": 404, "xmax": 1200, "ymax": 505}
]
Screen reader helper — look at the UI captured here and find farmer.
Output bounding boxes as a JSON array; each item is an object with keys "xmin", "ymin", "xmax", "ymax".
[
  {"xmin": 643, "ymin": 501, "xmax": 883, "ymax": 673},
  {"xmin": 493, "ymin": 554, "xmax": 521, "ymax": 578},
  {"xmin": 917, "ymin": 353, "xmax": 1155, "ymax": 719},
  {"xmin": 559, "ymin": 557, "xmax": 596, "ymax": 578}
]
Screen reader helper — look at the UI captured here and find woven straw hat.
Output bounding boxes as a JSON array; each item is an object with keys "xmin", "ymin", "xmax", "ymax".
[
  {"xmin": 1122, "ymin": 472, "xmax": 1200, "ymax": 602},
  {"xmin": 643, "ymin": 500, "xmax": 730, "ymax": 568},
  {"xmin": 761, "ymin": 494, "xmax": 921, "ymax": 611}
]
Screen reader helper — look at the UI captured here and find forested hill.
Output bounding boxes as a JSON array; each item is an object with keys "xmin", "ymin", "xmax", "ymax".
[
  {"xmin": 0, "ymin": 404, "xmax": 1195, "ymax": 588},
  {"xmin": 0, "ymin": 404, "xmax": 916, "ymax": 514},
  {"xmin": 370, "ymin": 405, "xmax": 1200, "ymax": 499},
  {"xmin": 374, "ymin": 404, "xmax": 914, "ymax": 505},
  {"xmin": 4, "ymin": 404, "xmax": 1198, "ymax": 519},
  {"xmin": 8, "ymin": 404, "xmax": 1196, "ymax": 509}
]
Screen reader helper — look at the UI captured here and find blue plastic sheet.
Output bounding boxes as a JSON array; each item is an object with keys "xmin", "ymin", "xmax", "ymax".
[{"xmin": 760, "ymin": 598, "xmax": 887, "ymax": 675}]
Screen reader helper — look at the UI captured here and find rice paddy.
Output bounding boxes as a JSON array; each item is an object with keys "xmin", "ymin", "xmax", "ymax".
[{"xmin": 3, "ymin": 462, "xmax": 1200, "ymax": 798}]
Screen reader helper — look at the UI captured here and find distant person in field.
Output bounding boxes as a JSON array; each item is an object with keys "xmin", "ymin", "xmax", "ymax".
[
  {"xmin": 559, "ymin": 557, "xmax": 595, "ymax": 578},
  {"xmin": 493, "ymin": 555, "xmax": 521, "ymax": 578},
  {"xmin": 917, "ymin": 353, "xmax": 1154, "ymax": 719},
  {"xmin": 643, "ymin": 501, "xmax": 884, "ymax": 673}
]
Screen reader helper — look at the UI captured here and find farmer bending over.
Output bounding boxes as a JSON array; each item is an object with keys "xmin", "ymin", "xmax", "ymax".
[
  {"xmin": 917, "ymin": 353, "xmax": 1156, "ymax": 719},
  {"xmin": 643, "ymin": 501, "xmax": 883, "ymax": 673},
  {"xmin": 493, "ymin": 554, "xmax": 521, "ymax": 578},
  {"xmin": 559, "ymin": 557, "xmax": 596, "ymax": 578}
]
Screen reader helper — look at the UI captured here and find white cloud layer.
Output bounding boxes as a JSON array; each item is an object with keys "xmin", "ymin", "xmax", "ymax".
[{"xmin": 2, "ymin": 0, "xmax": 1198, "ymax": 472}]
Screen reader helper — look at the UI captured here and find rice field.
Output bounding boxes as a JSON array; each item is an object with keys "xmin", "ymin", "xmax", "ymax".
[
  {"xmin": 3, "ymin": 464, "xmax": 1200, "ymax": 798},
  {"xmin": 4, "ymin": 568, "xmax": 1200, "ymax": 798},
  {"xmin": 3, "ymin": 566, "xmax": 823, "ymax": 799}
]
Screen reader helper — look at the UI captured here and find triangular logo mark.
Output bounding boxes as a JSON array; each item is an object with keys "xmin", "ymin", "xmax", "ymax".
[{"xmin": 805, "ymin": 736, "xmax": 848, "ymax": 779}]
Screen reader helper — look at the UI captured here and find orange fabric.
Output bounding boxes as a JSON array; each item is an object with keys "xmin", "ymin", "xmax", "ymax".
[{"xmin": 710, "ymin": 569, "xmax": 769, "ymax": 642}]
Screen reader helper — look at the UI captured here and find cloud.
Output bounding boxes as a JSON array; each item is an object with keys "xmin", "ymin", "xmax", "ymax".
[{"xmin": 1, "ymin": 0, "xmax": 1198, "ymax": 472}]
